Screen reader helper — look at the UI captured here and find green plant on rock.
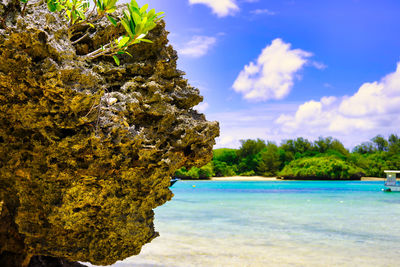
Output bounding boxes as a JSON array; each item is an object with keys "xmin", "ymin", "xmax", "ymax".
[
  {"xmin": 96, "ymin": 0, "xmax": 118, "ymax": 16},
  {"xmin": 84, "ymin": 0, "xmax": 164, "ymax": 65},
  {"xmin": 44, "ymin": 0, "xmax": 164, "ymax": 65},
  {"xmin": 46, "ymin": 0, "xmax": 90, "ymax": 26}
]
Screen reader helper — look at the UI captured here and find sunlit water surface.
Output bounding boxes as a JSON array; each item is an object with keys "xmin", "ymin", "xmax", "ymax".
[{"xmin": 90, "ymin": 181, "xmax": 400, "ymax": 267}]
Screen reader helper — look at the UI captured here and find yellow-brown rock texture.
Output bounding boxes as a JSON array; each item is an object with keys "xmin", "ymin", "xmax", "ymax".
[{"xmin": 0, "ymin": 0, "xmax": 219, "ymax": 266}]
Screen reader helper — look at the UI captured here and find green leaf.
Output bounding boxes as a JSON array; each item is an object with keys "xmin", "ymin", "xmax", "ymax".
[
  {"xmin": 140, "ymin": 3, "xmax": 148, "ymax": 13},
  {"xmin": 81, "ymin": 0, "xmax": 89, "ymax": 10},
  {"xmin": 148, "ymin": 8, "xmax": 155, "ymax": 18},
  {"xmin": 87, "ymin": 23, "xmax": 95, "ymax": 28},
  {"xmin": 106, "ymin": 15, "xmax": 117, "ymax": 26},
  {"xmin": 123, "ymin": 10, "xmax": 130, "ymax": 21},
  {"xmin": 107, "ymin": 7, "xmax": 116, "ymax": 13},
  {"xmin": 129, "ymin": 15, "xmax": 136, "ymax": 33},
  {"xmin": 142, "ymin": 16, "xmax": 148, "ymax": 26},
  {"xmin": 135, "ymin": 22, "xmax": 143, "ymax": 35},
  {"xmin": 121, "ymin": 20, "xmax": 134, "ymax": 38},
  {"xmin": 138, "ymin": 38, "xmax": 153, "ymax": 43},
  {"xmin": 145, "ymin": 22, "xmax": 156, "ymax": 31},
  {"xmin": 124, "ymin": 51, "xmax": 133, "ymax": 57},
  {"xmin": 77, "ymin": 10, "xmax": 85, "ymax": 20},
  {"xmin": 56, "ymin": 4, "xmax": 64, "ymax": 12},
  {"xmin": 127, "ymin": 3, "xmax": 134, "ymax": 16},
  {"xmin": 118, "ymin": 36, "xmax": 130, "ymax": 48},
  {"xmin": 65, "ymin": 1, "xmax": 72, "ymax": 9},
  {"xmin": 71, "ymin": 10, "xmax": 77, "ymax": 21},
  {"xmin": 113, "ymin": 55, "xmax": 120, "ymax": 66},
  {"xmin": 106, "ymin": 0, "xmax": 118, "ymax": 10},
  {"xmin": 47, "ymin": 1, "xmax": 57, "ymax": 12},
  {"xmin": 96, "ymin": 0, "xmax": 105, "ymax": 11},
  {"xmin": 131, "ymin": 12, "xmax": 141, "ymax": 26},
  {"xmin": 130, "ymin": 0, "xmax": 139, "ymax": 9}
]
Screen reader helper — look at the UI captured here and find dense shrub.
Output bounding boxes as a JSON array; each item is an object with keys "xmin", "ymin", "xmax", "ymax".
[
  {"xmin": 175, "ymin": 162, "xmax": 215, "ymax": 179},
  {"xmin": 279, "ymin": 156, "xmax": 364, "ymax": 179}
]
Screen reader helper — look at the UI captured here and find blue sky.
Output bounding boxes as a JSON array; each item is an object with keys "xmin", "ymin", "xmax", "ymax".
[{"xmin": 137, "ymin": 0, "xmax": 400, "ymax": 149}]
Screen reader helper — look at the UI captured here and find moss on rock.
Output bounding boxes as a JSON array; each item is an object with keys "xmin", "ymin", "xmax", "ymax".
[{"xmin": 0, "ymin": 1, "xmax": 219, "ymax": 266}]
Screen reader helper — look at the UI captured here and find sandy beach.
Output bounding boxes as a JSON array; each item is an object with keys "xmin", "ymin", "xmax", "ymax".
[
  {"xmin": 211, "ymin": 176, "xmax": 278, "ymax": 181},
  {"xmin": 361, "ymin": 177, "xmax": 385, "ymax": 181},
  {"xmin": 210, "ymin": 176, "xmax": 385, "ymax": 181}
]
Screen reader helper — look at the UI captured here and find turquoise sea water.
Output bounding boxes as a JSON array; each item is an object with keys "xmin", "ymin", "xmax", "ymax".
[{"xmin": 102, "ymin": 181, "xmax": 400, "ymax": 266}]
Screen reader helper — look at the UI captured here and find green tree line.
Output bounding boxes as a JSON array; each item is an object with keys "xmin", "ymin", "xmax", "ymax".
[{"xmin": 175, "ymin": 134, "xmax": 400, "ymax": 180}]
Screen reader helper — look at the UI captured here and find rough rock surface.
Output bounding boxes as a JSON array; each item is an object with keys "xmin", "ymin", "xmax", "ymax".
[
  {"xmin": 28, "ymin": 256, "xmax": 87, "ymax": 267},
  {"xmin": 0, "ymin": 0, "xmax": 219, "ymax": 266}
]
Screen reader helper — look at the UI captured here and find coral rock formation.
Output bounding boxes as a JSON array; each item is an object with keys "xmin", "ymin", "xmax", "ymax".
[{"xmin": 0, "ymin": 0, "xmax": 219, "ymax": 266}]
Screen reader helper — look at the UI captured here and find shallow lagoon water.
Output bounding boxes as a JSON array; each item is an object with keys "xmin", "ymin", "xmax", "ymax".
[{"xmin": 101, "ymin": 181, "xmax": 400, "ymax": 266}]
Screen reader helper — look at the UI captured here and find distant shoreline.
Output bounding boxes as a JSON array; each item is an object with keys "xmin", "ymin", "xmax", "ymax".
[
  {"xmin": 206, "ymin": 176, "xmax": 385, "ymax": 181},
  {"xmin": 360, "ymin": 177, "xmax": 385, "ymax": 181},
  {"xmin": 210, "ymin": 176, "xmax": 278, "ymax": 181}
]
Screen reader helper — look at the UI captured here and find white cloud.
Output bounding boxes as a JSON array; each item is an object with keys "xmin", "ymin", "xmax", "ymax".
[
  {"xmin": 209, "ymin": 63, "xmax": 400, "ymax": 149},
  {"xmin": 179, "ymin": 36, "xmax": 217, "ymax": 58},
  {"xmin": 276, "ymin": 62, "xmax": 400, "ymax": 141},
  {"xmin": 194, "ymin": 102, "xmax": 209, "ymax": 112},
  {"xmin": 311, "ymin": 61, "xmax": 327, "ymax": 70},
  {"xmin": 232, "ymin": 38, "xmax": 313, "ymax": 101},
  {"xmin": 338, "ymin": 67, "xmax": 400, "ymax": 117},
  {"xmin": 250, "ymin": 9, "xmax": 275, "ymax": 15},
  {"xmin": 188, "ymin": 0, "xmax": 239, "ymax": 17}
]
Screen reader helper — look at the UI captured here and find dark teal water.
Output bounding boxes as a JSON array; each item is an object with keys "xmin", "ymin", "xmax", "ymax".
[{"xmin": 100, "ymin": 181, "xmax": 400, "ymax": 266}]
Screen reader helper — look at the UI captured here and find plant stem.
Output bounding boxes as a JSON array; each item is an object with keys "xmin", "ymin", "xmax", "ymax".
[
  {"xmin": 83, "ymin": 43, "xmax": 113, "ymax": 59},
  {"xmin": 21, "ymin": 2, "xmax": 28, "ymax": 17},
  {"xmin": 80, "ymin": 35, "xmax": 138, "ymax": 62},
  {"xmin": 71, "ymin": 30, "xmax": 90, "ymax": 44},
  {"xmin": 68, "ymin": 14, "xmax": 103, "ymax": 34},
  {"xmin": 70, "ymin": 1, "xmax": 77, "ymax": 26}
]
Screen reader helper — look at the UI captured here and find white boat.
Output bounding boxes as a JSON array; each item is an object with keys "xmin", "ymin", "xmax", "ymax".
[{"xmin": 384, "ymin": 170, "xmax": 400, "ymax": 192}]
